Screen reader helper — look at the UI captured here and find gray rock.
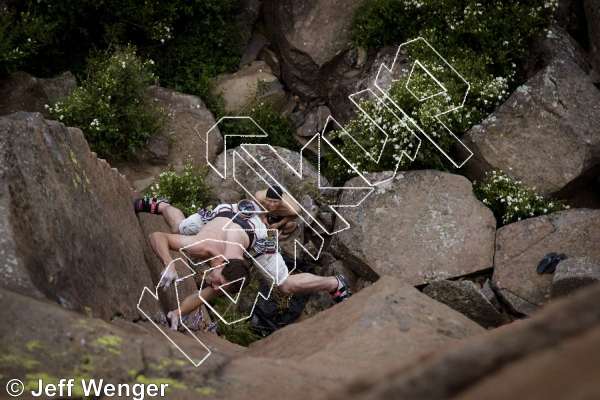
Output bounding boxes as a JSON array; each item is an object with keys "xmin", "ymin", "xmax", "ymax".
[
  {"xmin": 247, "ymin": 278, "xmax": 484, "ymax": 384},
  {"xmin": 0, "ymin": 288, "xmax": 239, "ymax": 398},
  {"xmin": 263, "ymin": 0, "xmax": 369, "ymax": 102},
  {"xmin": 240, "ymin": 32, "xmax": 270, "ymax": 67},
  {"xmin": 115, "ymin": 86, "xmax": 223, "ymax": 191},
  {"xmin": 212, "ymin": 61, "xmax": 284, "ymax": 112},
  {"xmin": 523, "ymin": 25, "xmax": 590, "ymax": 77},
  {"xmin": 493, "ymin": 209, "xmax": 600, "ymax": 315},
  {"xmin": 552, "ymin": 257, "xmax": 600, "ymax": 298},
  {"xmin": 0, "ymin": 113, "xmax": 159, "ymax": 320},
  {"xmin": 585, "ymin": 0, "xmax": 600, "ymax": 80},
  {"xmin": 423, "ymin": 280, "xmax": 509, "ymax": 329},
  {"xmin": 206, "ymin": 145, "xmax": 329, "ymax": 204},
  {"xmin": 0, "ymin": 71, "xmax": 76, "ymax": 117},
  {"xmin": 333, "ymin": 170, "xmax": 496, "ymax": 285},
  {"xmin": 236, "ymin": 0, "xmax": 262, "ymax": 53},
  {"xmin": 460, "ymin": 39, "xmax": 600, "ymax": 196},
  {"xmin": 296, "ymin": 105, "xmax": 330, "ymax": 137}
]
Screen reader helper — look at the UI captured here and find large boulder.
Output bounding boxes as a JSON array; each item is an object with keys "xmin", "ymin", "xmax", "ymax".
[
  {"xmin": 263, "ymin": 0, "xmax": 370, "ymax": 111},
  {"xmin": 0, "ymin": 288, "xmax": 242, "ymax": 400},
  {"xmin": 0, "ymin": 112, "xmax": 158, "ymax": 320},
  {"xmin": 552, "ymin": 256, "xmax": 600, "ymax": 298},
  {"xmin": 423, "ymin": 280, "xmax": 510, "ymax": 329},
  {"xmin": 333, "ymin": 171, "xmax": 496, "ymax": 285},
  {"xmin": 115, "ymin": 86, "xmax": 223, "ymax": 191},
  {"xmin": 585, "ymin": 0, "xmax": 600, "ymax": 79},
  {"xmin": 0, "ymin": 71, "xmax": 77, "ymax": 117},
  {"xmin": 460, "ymin": 47, "xmax": 600, "ymax": 197},
  {"xmin": 206, "ymin": 145, "xmax": 328, "ymax": 203},
  {"xmin": 334, "ymin": 278, "xmax": 600, "ymax": 400},
  {"xmin": 217, "ymin": 277, "xmax": 483, "ymax": 400},
  {"xmin": 212, "ymin": 61, "xmax": 286, "ymax": 112},
  {"xmin": 493, "ymin": 209, "xmax": 600, "ymax": 315}
]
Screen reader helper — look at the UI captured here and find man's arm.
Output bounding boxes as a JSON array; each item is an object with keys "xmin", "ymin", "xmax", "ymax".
[
  {"xmin": 268, "ymin": 215, "xmax": 294, "ymax": 230},
  {"xmin": 149, "ymin": 231, "xmax": 187, "ymax": 266},
  {"xmin": 150, "ymin": 231, "xmax": 202, "ymax": 288}
]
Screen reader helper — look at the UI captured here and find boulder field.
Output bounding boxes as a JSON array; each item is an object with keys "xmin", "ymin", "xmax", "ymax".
[{"xmin": 1, "ymin": 111, "xmax": 599, "ymax": 399}]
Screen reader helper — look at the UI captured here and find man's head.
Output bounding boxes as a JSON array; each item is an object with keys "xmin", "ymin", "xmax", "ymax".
[
  {"xmin": 206, "ymin": 259, "xmax": 250, "ymax": 292},
  {"xmin": 263, "ymin": 185, "xmax": 283, "ymax": 211}
]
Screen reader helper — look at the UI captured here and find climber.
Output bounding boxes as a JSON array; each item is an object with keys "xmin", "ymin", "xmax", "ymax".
[
  {"xmin": 255, "ymin": 184, "xmax": 299, "ymax": 239},
  {"xmin": 134, "ymin": 196, "xmax": 352, "ymax": 330}
]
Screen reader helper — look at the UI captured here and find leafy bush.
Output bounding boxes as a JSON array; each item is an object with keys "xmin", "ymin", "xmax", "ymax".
[
  {"xmin": 48, "ymin": 46, "xmax": 164, "ymax": 160},
  {"xmin": 145, "ymin": 162, "xmax": 213, "ymax": 217},
  {"xmin": 220, "ymin": 102, "xmax": 299, "ymax": 151},
  {"xmin": 474, "ymin": 170, "xmax": 568, "ymax": 225},
  {"xmin": 323, "ymin": 53, "xmax": 510, "ymax": 184},
  {"xmin": 0, "ymin": 0, "xmax": 242, "ymax": 103},
  {"xmin": 323, "ymin": 0, "xmax": 557, "ymax": 184},
  {"xmin": 212, "ymin": 308, "xmax": 262, "ymax": 347},
  {"xmin": 0, "ymin": 7, "xmax": 55, "ymax": 75},
  {"xmin": 352, "ymin": 0, "xmax": 557, "ymax": 78}
]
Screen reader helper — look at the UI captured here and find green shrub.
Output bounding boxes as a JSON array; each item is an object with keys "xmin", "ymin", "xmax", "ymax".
[
  {"xmin": 209, "ymin": 277, "xmax": 264, "ymax": 346},
  {"xmin": 220, "ymin": 102, "xmax": 299, "ymax": 151},
  {"xmin": 1, "ymin": 0, "xmax": 242, "ymax": 104},
  {"xmin": 324, "ymin": 0, "xmax": 556, "ymax": 184},
  {"xmin": 323, "ymin": 52, "xmax": 509, "ymax": 184},
  {"xmin": 213, "ymin": 310, "xmax": 262, "ymax": 347},
  {"xmin": 474, "ymin": 170, "xmax": 568, "ymax": 225},
  {"xmin": 0, "ymin": 7, "xmax": 55, "ymax": 75},
  {"xmin": 352, "ymin": 0, "xmax": 557, "ymax": 79},
  {"xmin": 48, "ymin": 46, "xmax": 164, "ymax": 160},
  {"xmin": 145, "ymin": 162, "xmax": 213, "ymax": 217}
]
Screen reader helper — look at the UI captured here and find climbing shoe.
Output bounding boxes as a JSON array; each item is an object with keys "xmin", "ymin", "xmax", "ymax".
[
  {"xmin": 331, "ymin": 274, "xmax": 352, "ymax": 303},
  {"xmin": 134, "ymin": 196, "xmax": 168, "ymax": 215}
]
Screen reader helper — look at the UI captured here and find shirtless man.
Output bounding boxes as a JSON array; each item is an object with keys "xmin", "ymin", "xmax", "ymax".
[
  {"xmin": 255, "ymin": 185, "xmax": 299, "ymax": 239},
  {"xmin": 135, "ymin": 197, "xmax": 351, "ymax": 330}
]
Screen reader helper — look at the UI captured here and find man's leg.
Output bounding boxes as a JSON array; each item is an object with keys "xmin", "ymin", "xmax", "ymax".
[
  {"xmin": 157, "ymin": 202, "xmax": 186, "ymax": 234},
  {"xmin": 167, "ymin": 286, "xmax": 219, "ymax": 330},
  {"xmin": 278, "ymin": 273, "xmax": 337, "ymax": 295}
]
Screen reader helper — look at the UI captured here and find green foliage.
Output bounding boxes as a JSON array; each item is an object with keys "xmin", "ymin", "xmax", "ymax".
[
  {"xmin": 208, "ymin": 275, "xmax": 265, "ymax": 346},
  {"xmin": 474, "ymin": 170, "xmax": 568, "ymax": 225},
  {"xmin": 146, "ymin": 162, "xmax": 213, "ymax": 217},
  {"xmin": 48, "ymin": 46, "xmax": 164, "ymax": 160},
  {"xmin": 323, "ymin": 52, "xmax": 509, "ymax": 184},
  {"xmin": 323, "ymin": 0, "xmax": 556, "ymax": 184},
  {"xmin": 220, "ymin": 102, "xmax": 299, "ymax": 150},
  {"xmin": 0, "ymin": 0, "xmax": 242, "ymax": 103},
  {"xmin": 352, "ymin": 0, "xmax": 557, "ymax": 78},
  {"xmin": 214, "ymin": 311, "xmax": 262, "ymax": 347},
  {"xmin": 0, "ymin": 6, "xmax": 55, "ymax": 75}
]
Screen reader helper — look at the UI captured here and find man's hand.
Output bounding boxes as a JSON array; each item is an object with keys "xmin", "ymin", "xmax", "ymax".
[{"xmin": 158, "ymin": 264, "xmax": 178, "ymax": 289}]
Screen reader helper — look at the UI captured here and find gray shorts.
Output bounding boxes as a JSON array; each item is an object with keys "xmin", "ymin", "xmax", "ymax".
[
  {"xmin": 178, "ymin": 213, "xmax": 206, "ymax": 236},
  {"xmin": 253, "ymin": 252, "xmax": 289, "ymax": 285}
]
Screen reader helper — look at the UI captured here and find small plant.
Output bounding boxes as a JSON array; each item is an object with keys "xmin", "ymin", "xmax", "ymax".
[
  {"xmin": 219, "ymin": 101, "xmax": 298, "ymax": 150},
  {"xmin": 48, "ymin": 46, "xmax": 164, "ymax": 160},
  {"xmin": 474, "ymin": 170, "xmax": 568, "ymax": 225},
  {"xmin": 213, "ymin": 311, "xmax": 262, "ymax": 347},
  {"xmin": 208, "ymin": 276, "xmax": 264, "ymax": 346},
  {"xmin": 146, "ymin": 162, "xmax": 213, "ymax": 217}
]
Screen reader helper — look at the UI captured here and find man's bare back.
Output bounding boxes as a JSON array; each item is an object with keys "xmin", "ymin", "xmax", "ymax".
[{"xmin": 177, "ymin": 217, "xmax": 251, "ymax": 262}]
